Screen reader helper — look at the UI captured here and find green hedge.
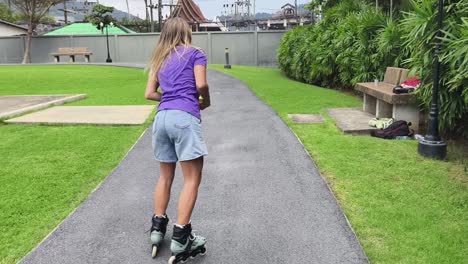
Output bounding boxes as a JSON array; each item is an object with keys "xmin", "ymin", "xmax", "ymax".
[{"xmin": 278, "ymin": 0, "xmax": 467, "ymax": 137}]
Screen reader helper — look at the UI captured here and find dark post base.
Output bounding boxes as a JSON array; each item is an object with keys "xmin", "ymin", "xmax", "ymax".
[
  {"xmin": 224, "ymin": 65, "xmax": 231, "ymax": 69},
  {"xmin": 418, "ymin": 139, "xmax": 447, "ymax": 160},
  {"xmin": 106, "ymin": 58, "xmax": 112, "ymax": 63}
]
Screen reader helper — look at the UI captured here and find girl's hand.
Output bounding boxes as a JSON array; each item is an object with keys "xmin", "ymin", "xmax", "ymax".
[
  {"xmin": 199, "ymin": 96, "xmax": 210, "ymax": 110},
  {"xmin": 144, "ymin": 72, "xmax": 161, "ymax": 101}
]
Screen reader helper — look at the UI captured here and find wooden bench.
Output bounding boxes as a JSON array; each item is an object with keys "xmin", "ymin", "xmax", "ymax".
[
  {"xmin": 356, "ymin": 67, "xmax": 420, "ymax": 132},
  {"xmin": 50, "ymin": 47, "xmax": 93, "ymax": 63}
]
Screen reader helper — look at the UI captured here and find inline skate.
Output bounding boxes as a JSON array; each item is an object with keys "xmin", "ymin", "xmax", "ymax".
[
  {"xmin": 168, "ymin": 223, "xmax": 206, "ymax": 264},
  {"xmin": 150, "ymin": 215, "xmax": 169, "ymax": 258}
]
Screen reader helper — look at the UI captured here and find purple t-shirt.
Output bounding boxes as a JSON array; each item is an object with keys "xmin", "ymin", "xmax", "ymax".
[{"xmin": 157, "ymin": 46, "xmax": 207, "ymax": 120}]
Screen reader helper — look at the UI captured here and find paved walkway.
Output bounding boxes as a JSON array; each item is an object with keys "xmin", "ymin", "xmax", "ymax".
[
  {"xmin": 20, "ymin": 69, "xmax": 368, "ymax": 264},
  {"xmin": 0, "ymin": 94, "xmax": 85, "ymax": 119}
]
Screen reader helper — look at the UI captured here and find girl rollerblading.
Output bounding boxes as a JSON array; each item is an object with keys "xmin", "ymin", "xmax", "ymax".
[{"xmin": 144, "ymin": 17, "xmax": 211, "ymax": 262}]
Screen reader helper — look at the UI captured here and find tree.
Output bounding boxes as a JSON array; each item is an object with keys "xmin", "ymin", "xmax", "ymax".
[
  {"xmin": 85, "ymin": 4, "xmax": 117, "ymax": 31},
  {"xmin": 11, "ymin": 0, "xmax": 62, "ymax": 64},
  {"xmin": 39, "ymin": 15, "xmax": 56, "ymax": 24},
  {"xmin": 0, "ymin": 3, "xmax": 17, "ymax": 23},
  {"xmin": 307, "ymin": 0, "xmax": 406, "ymax": 14}
]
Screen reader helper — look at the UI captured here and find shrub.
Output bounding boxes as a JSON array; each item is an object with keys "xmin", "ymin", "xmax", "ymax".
[
  {"xmin": 277, "ymin": 0, "xmax": 467, "ymax": 137},
  {"xmin": 402, "ymin": 0, "xmax": 467, "ymax": 137}
]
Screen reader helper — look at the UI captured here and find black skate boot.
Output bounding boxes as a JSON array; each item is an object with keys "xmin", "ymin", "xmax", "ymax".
[
  {"xmin": 150, "ymin": 214, "xmax": 169, "ymax": 258},
  {"xmin": 168, "ymin": 223, "xmax": 206, "ymax": 264}
]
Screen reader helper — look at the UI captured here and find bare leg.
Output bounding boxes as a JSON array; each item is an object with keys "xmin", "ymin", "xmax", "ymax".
[
  {"xmin": 154, "ymin": 162, "xmax": 176, "ymax": 216},
  {"xmin": 177, "ymin": 157, "xmax": 204, "ymax": 225}
]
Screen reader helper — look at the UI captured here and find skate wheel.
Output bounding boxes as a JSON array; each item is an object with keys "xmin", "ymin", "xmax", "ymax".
[
  {"xmin": 151, "ymin": 245, "xmax": 158, "ymax": 258},
  {"xmin": 168, "ymin": 256, "xmax": 176, "ymax": 264},
  {"xmin": 200, "ymin": 246, "xmax": 207, "ymax": 256}
]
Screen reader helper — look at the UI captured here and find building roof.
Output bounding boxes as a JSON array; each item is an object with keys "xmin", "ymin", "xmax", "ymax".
[
  {"xmin": 170, "ymin": 0, "xmax": 208, "ymax": 23},
  {"xmin": 0, "ymin": 19, "xmax": 28, "ymax": 31},
  {"xmin": 281, "ymin": 3, "xmax": 295, "ymax": 9},
  {"xmin": 44, "ymin": 22, "xmax": 135, "ymax": 36}
]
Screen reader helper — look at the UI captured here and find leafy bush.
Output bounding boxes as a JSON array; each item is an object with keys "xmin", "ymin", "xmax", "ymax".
[
  {"xmin": 278, "ymin": 0, "xmax": 400, "ymax": 88},
  {"xmin": 277, "ymin": 0, "xmax": 467, "ymax": 137},
  {"xmin": 402, "ymin": 0, "xmax": 467, "ymax": 136}
]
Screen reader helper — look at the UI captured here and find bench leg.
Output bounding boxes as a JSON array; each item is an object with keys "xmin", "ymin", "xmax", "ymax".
[
  {"xmin": 376, "ymin": 99, "xmax": 393, "ymax": 118},
  {"xmin": 363, "ymin": 94, "xmax": 376, "ymax": 115},
  {"xmin": 393, "ymin": 104, "xmax": 420, "ymax": 133},
  {"xmin": 85, "ymin": 55, "xmax": 90, "ymax": 63},
  {"xmin": 54, "ymin": 56, "xmax": 59, "ymax": 63},
  {"xmin": 69, "ymin": 55, "xmax": 75, "ymax": 63}
]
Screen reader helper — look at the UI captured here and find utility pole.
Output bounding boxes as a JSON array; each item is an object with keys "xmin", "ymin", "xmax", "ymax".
[
  {"xmin": 63, "ymin": 0, "xmax": 68, "ymax": 24},
  {"xmin": 145, "ymin": 0, "xmax": 179, "ymax": 32},
  {"xmin": 170, "ymin": 0, "xmax": 174, "ymax": 16},
  {"xmin": 253, "ymin": 0, "xmax": 256, "ymax": 30},
  {"xmin": 125, "ymin": 0, "xmax": 130, "ymax": 20},
  {"xmin": 253, "ymin": 0, "xmax": 255, "ymax": 18},
  {"xmin": 158, "ymin": 0, "xmax": 163, "ymax": 31},
  {"xmin": 144, "ymin": 0, "xmax": 149, "ymax": 21},
  {"xmin": 295, "ymin": 0, "xmax": 297, "ymax": 15},
  {"xmin": 149, "ymin": 0, "xmax": 154, "ymax": 32},
  {"xmin": 234, "ymin": 1, "xmax": 238, "ymax": 20},
  {"xmin": 294, "ymin": 0, "xmax": 298, "ymax": 24}
]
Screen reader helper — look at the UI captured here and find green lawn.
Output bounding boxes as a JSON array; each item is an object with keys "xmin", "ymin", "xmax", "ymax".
[
  {"xmin": 210, "ymin": 65, "xmax": 468, "ymax": 264},
  {"xmin": 0, "ymin": 65, "xmax": 149, "ymax": 106},
  {"xmin": 0, "ymin": 65, "xmax": 152, "ymax": 264}
]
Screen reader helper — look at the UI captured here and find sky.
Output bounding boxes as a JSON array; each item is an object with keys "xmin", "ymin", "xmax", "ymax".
[{"xmin": 98, "ymin": 0, "xmax": 310, "ymax": 20}]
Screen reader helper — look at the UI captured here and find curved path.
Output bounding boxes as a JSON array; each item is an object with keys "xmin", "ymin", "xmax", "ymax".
[{"xmin": 21, "ymin": 69, "xmax": 368, "ymax": 264}]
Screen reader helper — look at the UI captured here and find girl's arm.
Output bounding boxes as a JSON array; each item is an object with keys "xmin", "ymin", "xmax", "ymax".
[
  {"xmin": 194, "ymin": 65, "xmax": 211, "ymax": 110},
  {"xmin": 145, "ymin": 72, "xmax": 162, "ymax": 101}
]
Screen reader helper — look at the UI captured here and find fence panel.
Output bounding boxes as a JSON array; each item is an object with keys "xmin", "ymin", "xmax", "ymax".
[
  {"xmin": 0, "ymin": 31, "xmax": 286, "ymax": 66},
  {"xmin": 0, "ymin": 37, "xmax": 23, "ymax": 63}
]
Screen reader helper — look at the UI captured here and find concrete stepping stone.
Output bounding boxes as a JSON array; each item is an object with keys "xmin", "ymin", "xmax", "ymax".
[
  {"xmin": 327, "ymin": 108, "xmax": 378, "ymax": 135},
  {"xmin": 288, "ymin": 114, "xmax": 324, "ymax": 124},
  {"xmin": 5, "ymin": 105, "xmax": 155, "ymax": 125},
  {"xmin": 0, "ymin": 94, "xmax": 86, "ymax": 120}
]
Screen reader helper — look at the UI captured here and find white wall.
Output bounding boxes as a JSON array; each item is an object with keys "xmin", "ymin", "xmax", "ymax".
[
  {"xmin": 0, "ymin": 23, "xmax": 27, "ymax": 37},
  {"xmin": 0, "ymin": 31, "xmax": 286, "ymax": 66}
]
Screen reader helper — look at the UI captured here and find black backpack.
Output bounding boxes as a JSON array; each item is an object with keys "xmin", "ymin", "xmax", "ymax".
[{"xmin": 371, "ymin": 120, "xmax": 413, "ymax": 139}]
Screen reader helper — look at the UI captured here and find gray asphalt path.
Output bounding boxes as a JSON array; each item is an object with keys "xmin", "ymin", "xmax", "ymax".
[{"xmin": 21, "ymin": 69, "xmax": 368, "ymax": 264}]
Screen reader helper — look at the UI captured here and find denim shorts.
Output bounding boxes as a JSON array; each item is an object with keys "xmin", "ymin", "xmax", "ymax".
[{"xmin": 152, "ymin": 110, "xmax": 208, "ymax": 163}]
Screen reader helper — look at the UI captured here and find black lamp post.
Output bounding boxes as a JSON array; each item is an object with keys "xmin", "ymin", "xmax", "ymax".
[
  {"xmin": 418, "ymin": 0, "xmax": 447, "ymax": 160},
  {"xmin": 100, "ymin": 21, "xmax": 114, "ymax": 63}
]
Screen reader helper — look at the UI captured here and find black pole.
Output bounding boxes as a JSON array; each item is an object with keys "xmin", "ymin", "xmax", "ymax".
[
  {"xmin": 224, "ymin": 48, "xmax": 231, "ymax": 69},
  {"xmin": 105, "ymin": 26, "xmax": 112, "ymax": 63},
  {"xmin": 418, "ymin": 0, "xmax": 447, "ymax": 160},
  {"xmin": 158, "ymin": 0, "xmax": 163, "ymax": 32}
]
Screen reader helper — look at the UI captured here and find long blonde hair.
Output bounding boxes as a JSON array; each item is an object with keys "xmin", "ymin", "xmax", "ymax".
[{"xmin": 146, "ymin": 17, "xmax": 193, "ymax": 76}]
